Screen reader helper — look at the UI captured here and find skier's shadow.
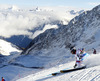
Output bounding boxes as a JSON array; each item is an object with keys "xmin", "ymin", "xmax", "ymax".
[
  {"xmin": 36, "ymin": 76, "xmax": 53, "ymax": 81},
  {"xmin": 35, "ymin": 72, "xmax": 69, "ymax": 81}
]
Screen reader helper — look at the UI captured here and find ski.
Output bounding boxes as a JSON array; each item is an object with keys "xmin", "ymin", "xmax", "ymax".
[
  {"xmin": 52, "ymin": 66, "xmax": 86, "ymax": 76},
  {"xmin": 60, "ymin": 66, "xmax": 86, "ymax": 73},
  {"xmin": 52, "ymin": 72, "xmax": 60, "ymax": 76}
]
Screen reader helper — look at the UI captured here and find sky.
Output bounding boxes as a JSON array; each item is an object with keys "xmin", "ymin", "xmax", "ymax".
[{"xmin": 0, "ymin": 0, "xmax": 100, "ymax": 9}]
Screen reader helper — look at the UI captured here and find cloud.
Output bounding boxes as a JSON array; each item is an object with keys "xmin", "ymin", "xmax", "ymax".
[
  {"xmin": 0, "ymin": 5, "xmax": 81, "ymax": 39},
  {"xmin": 0, "ymin": 6, "xmax": 59, "ymax": 38},
  {"xmin": 33, "ymin": 24, "xmax": 58, "ymax": 38},
  {"xmin": 0, "ymin": 12, "xmax": 34, "ymax": 38}
]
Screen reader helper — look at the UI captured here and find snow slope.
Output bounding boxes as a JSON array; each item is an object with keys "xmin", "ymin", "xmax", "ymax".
[
  {"xmin": 16, "ymin": 53, "xmax": 100, "ymax": 81},
  {"xmin": 0, "ymin": 39, "xmax": 21, "ymax": 55},
  {"xmin": 0, "ymin": 39, "xmax": 22, "ymax": 81},
  {"xmin": 0, "ymin": 50, "xmax": 100, "ymax": 81}
]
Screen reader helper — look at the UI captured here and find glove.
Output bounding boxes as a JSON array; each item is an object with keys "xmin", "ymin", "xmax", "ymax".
[
  {"xmin": 74, "ymin": 64, "xmax": 77, "ymax": 68},
  {"xmin": 79, "ymin": 55, "xmax": 83, "ymax": 59}
]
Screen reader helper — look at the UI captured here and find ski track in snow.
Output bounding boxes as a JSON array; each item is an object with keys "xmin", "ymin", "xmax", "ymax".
[
  {"xmin": 32, "ymin": 65, "xmax": 100, "ymax": 81},
  {"xmin": 90, "ymin": 74, "xmax": 100, "ymax": 81},
  {"xmin": 78, "ymin": 69, "xmax": 95, "ymax": 81},
  {"xmin": 62, "ymin": 66, "xmax": 100, "ymax": 81}
]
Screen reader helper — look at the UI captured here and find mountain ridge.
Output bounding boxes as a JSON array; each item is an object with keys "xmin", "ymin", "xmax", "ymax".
[{"xmin": 23, "ymin": 5, "xmax": 100, "ymax": 55}]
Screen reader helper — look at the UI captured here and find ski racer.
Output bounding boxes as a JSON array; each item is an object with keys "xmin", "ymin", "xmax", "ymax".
[
  {"xmin": 1, "ymin": 77, "xmax": 5, "ymax": 81},
  {"xmin": 70, "ymin": 47, "xmax": 89, "ymax": 68}
]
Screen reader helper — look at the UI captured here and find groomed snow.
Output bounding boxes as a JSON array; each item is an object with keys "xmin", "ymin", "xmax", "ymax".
[{"xmin": 16, "ymin": 53, "xmax": 100, "ymax": 81}]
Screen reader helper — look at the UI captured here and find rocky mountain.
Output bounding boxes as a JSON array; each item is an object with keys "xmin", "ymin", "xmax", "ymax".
[{"xmin": 23, "ymin": 5, "xmax": 100, "ymax": 55}]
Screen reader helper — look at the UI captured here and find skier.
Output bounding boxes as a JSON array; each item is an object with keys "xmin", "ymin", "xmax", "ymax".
[
  {"xmin": 1, "ymin": 77, "xmax": 5, "ymax": 81},
  {"xmin": 93, "ymin": 48, "xmax": 96, "ymax": 54},
  {"xmin": 70, "ymin": 47, "xmax": 89, "ymax": 68}
]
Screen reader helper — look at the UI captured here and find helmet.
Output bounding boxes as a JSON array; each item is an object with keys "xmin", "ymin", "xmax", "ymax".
[
  {"xmin": 70, "ymin": 47, "xmax": 76, "ymax": 54},
  {"xmin": 82, "ymin": 48, "xmax": 85, "ymax": 51},
  {"xmin": 70, "ymin": 46, "xmax": 75, "ymax": 51}
]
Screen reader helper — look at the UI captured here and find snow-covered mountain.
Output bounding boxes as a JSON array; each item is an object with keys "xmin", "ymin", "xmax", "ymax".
[
  {"xmin": 0, "ymin": 5, "xmax": 84, "ymax": 48},
  {"xmin": 1, "ymin": 5, "xmax": 100, "ymax": 81},
  {"xmin": 13, "ymin": 5, "xmax": 100, "ymax": 81},
  {"xmin": 23, "ymin": 4, "xmax": 100, "ymax": 55},
  {"xmin": 0, "ymin": 4, "xmax": 98, "ymax": 81},
  {"xmin": 0, "ymin": 39, "xmax": 21, "ymax": 56},
  {"xmin": 0, "ymin": 39, "xmax": 21, "ymax": 77}
]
